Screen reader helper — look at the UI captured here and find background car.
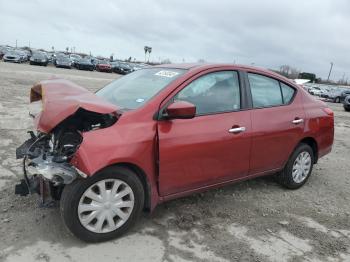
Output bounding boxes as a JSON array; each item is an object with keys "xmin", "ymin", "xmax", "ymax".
[
  {"xmin": 55, "ymin": 55, "xmax": 72, "ymax": 68},
  {"xmin": 128, "ymin": 63, "xmax": 144, "ymax": 71},
  {"xmin": 18, "ymin": 50, "xmax": 28, "ymax": 62},
  {"xmin": 3, "ymin": 51, "xmax": 23, "ymax": 63},
  {"xmin": 23, "ymin": 49, "xmax": 32, "ymax": 60},
  {"xmin": 95, "ymin": 60, "xmax": 112, "ymax": 72},
  {"xmin": 110, "ymin": 61, "xmax": 120, "ymax": 72},
  {"xmin": 0, "ymin": 46, "xmax": 12, "ymax": 59},
  {"xmin": 69, "ymin": 54, "xmax": 82, "ymax": 67},
  {"xmin": 323, "ymin": 88, "xmax": 347, "ymax": 103},
  {"xmin": 45, "ymin": 52, "xmax": 53, "ymax": 64},
  {"xmin": 340, "ymin": 90, "xmax": 350, "ymax": 103},
  {"xmin": 112, "ymin": 61, "xmax": 133, "ymax": 74},
  {"xmin": 52, "ymin": 53, "xmax": 66, "ymax": 65},
  {"xmin": 75, "ymin": 58, "xmax": 94, "ymax": 71},
  {"xmin": 308, "ymin": 86, "xmax": 322, "ymax": 96},
  {"xmin": 343, "ymin": 95, "xmax": 350, "ymax": 112},
  {"xmin": 29, "ymin": 52, "xmax": 48, "ymax": 66}
]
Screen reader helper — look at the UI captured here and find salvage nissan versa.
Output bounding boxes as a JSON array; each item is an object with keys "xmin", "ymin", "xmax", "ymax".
[{"xmin": 15, "ymin": 64, "xmax": 334, "ymax": 242}]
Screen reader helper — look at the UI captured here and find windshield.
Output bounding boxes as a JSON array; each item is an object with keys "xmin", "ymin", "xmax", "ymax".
[
  {"xmin": 33, "ymin": 53, "xmax": 46, "ymax": 59},
  {"xmin": 57, "ymin": 56, "xmax": 69, "ymax": 60},
  {"xmin": 120, "ymin": 63, "xmax": 131, "ymax": 69},
  {"xmin": 70, "ymin": 55, "xmax": 81, "ymax": 59},
  {"xmin": 96, "ymin": 68, "xmax": 186, "ymax": 110}
]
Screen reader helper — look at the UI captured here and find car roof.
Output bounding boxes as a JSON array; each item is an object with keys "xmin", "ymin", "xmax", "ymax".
[{"xmin": 154, "ymin": 63, "xmax": 293, "ymax": 85}]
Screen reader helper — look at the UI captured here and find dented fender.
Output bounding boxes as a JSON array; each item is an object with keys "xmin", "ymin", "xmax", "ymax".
[
  {"xmin": 70, "ymin": 120, "xmax": 156, "ymax": 177},
  {"xmin": 69, "ymin": 118, "xmax": 160, "ymax": 209}
]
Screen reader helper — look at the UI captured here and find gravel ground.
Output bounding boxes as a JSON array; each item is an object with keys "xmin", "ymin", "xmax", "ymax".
[{"xmin": 0, "ymin": 61, "xmax": 349, "ymax": 262}]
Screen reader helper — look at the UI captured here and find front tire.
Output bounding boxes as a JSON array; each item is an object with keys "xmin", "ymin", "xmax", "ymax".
[
  {"xmin": 335, "ymin": 97, "xmax": 340, "ymax": 103},
  {"xmin": 60, "ymin": 166, "xmax": 144, "ymax": 242},
  {"xmin": 275, "ymin": 143, "xmax": 314, "ymax": 189}
]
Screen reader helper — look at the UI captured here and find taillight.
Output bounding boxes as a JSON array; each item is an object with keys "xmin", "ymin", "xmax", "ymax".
[{"xmin": 323, "ymin": 107, "xmax": 334, "ymax": 116}]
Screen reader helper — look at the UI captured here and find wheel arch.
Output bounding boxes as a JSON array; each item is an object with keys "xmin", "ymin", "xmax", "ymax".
[
  {"xmin": 298, "ymin": 137, "xmax": 318, "ymax": 163},
  {"xmin": 98, "ymin": 162, "xmax": 152, "ymax": 212}
]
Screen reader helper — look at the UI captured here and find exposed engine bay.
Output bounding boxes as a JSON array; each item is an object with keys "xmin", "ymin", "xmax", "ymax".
[{"xmin": 15, "ymin": 108, "xmax": 118, "ymax": 204}]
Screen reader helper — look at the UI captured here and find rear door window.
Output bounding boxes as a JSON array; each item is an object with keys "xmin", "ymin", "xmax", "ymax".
[
  {"xmin": 248, "ymin": 73, "xmax": 282, "ymax": 108},
  {"xmin": 248, "ymin": 73, "xmax": 296, "ymax": 108}
]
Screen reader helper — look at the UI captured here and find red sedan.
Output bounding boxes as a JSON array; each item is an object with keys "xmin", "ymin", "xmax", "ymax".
[
  {"xmin": 16, "ymin": 64, "xmax": 334, "ymax": 242},
  {"xmin": 95, "ymin": 61, "xmax": 112, "ymax": 73}
]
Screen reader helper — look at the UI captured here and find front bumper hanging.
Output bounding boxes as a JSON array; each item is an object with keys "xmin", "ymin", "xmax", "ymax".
[{"xmin": 14, "ymin": 132, "xmax": 83, "ymax": 206}]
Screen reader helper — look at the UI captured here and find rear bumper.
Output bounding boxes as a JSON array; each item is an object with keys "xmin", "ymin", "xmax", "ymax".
[
  {"xmin": 30, "ymin": 61, "xmax": 46, "ymax": 66},
  {"xmin": 319, "ymin": 144, "xmax": 332, "ymax": 159},
  {"xmin": 4, "ymin": 59, "xmax": 20, "ymax": 63},
  {"xmin": 97, "ymin": 67, "xmax": 112, "ymax": 72},
  {"xmin": 78, "ymin": 65, "xmax": 94, "ymax": 70},
  {"xmin": 56, "ymin": 64, "xmax": 71, "ymax": 68}
]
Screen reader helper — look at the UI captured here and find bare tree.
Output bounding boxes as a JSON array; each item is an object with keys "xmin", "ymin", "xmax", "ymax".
[
  {"xmin": 278, "ymin": 65, "xmax": 300, "ymax": 79},
  {"xmin": 290, "ymin": 68, "xmax": 300, "ymax": 79},
  {"xmin": 161, "ymin": 58, "xmax": 171, "ymax": 64}
]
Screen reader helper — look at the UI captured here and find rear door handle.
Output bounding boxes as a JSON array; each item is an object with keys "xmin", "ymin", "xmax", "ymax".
[
  {"xmin": 228, "ymin": 127, "xmax": 246, "ymax": 134},
  {"xmin": 292, "ymin": 118, "xmax": 304, "ymax": 124}
]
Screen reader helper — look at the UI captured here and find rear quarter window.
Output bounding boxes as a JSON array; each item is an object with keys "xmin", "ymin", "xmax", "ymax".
[{"xmin": 280, "ymin": 82, "xmax": 296, "ymax": 104}]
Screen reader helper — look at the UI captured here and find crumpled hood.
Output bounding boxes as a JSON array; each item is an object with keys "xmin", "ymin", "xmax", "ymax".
[{"xmin": 30, "ymin": 78, "xmax": 118, "ymax": 133}]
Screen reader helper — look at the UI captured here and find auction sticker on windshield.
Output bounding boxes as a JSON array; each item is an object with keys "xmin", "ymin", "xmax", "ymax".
[{"xmin": 155, "ymin": 70, "xmax": 179, "ymax": 78}]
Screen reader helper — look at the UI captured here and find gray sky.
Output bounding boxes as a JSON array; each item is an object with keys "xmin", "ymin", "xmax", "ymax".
[{"xmin": 0, "ymin": 0, "xmax": 349, "ymax": 80}]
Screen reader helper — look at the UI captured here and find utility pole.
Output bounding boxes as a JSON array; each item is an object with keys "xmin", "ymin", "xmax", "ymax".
[
  {"xmin": 327, "ymin": 62, "xmax": 333, "ymax": 81},
  {"xmin": 15, "ymin": 39, "xmax": 17, "ymax": 48}
]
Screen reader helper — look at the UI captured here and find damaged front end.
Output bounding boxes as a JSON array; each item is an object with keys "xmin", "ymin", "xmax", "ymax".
[{"xmin": 15, "ymin": 79, "xmax": 119, "ymax": 206}]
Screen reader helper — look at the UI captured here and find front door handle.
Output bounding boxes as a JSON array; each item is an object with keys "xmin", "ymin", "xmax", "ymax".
[
  {"xmin": 292, "ymin": 118, "xmax": 304, "ymax": 124},
  {"xmin": 228, "ymin": 127, "xmax": 246, "ymax": 134}
]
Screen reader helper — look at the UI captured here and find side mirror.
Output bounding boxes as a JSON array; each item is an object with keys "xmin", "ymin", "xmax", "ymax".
[{"xmin": 165, "ymin": 101, "xmax": 196, "ymax": 119}]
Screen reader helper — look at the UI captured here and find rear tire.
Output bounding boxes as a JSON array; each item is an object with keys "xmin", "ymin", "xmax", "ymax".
[
  {"xmin": 60, "ymin": 166, "xmax": 144, "ymax": 242},
  {"xmin": 275, "ymin": 143, "xmax": 314, "ymax": 189}
]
